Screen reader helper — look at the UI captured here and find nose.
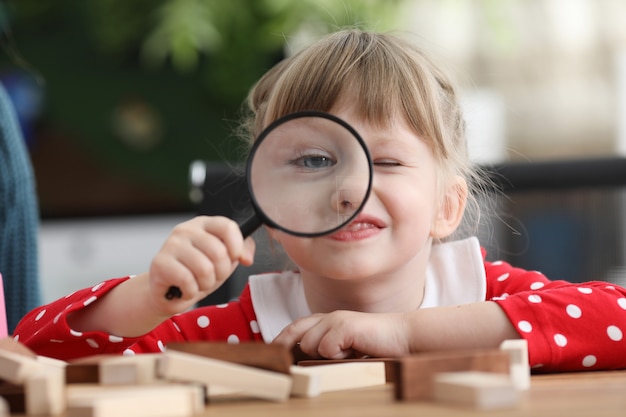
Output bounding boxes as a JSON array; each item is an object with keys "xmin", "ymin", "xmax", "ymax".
[
  {"xmin": 332, "ymin": 189, "xmax": 357, "ymax": 214},
  {"xmin": 330, "ymin": 176, "xmax": 368, "ymax": 216}
]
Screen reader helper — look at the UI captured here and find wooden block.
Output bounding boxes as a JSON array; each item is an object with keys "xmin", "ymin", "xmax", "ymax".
[
  {"xmin": 500, "ymin": 339, "xmax": 530, "ymax": 390},
  {"xmin": 66, "ymin": 354, "xmax": 160, "ymax": 385},
  {"xmin": 167, "ymin": 342, "xmax": 293, "ymax": 374},
  {"xmin": 0, "ymin": 380, "xmax": 25, "ymax": 413},
  {"xmin": 157, "ymin": 350, "xmax": 292, "ymax": 402},
  {"xmin": 37, "ymin": 355, "xmax": 68, "ymax": 369},
  {"xmin": 0, "ymin": 337, "xmax": 38, "ymax": 358},
  {"xmin": 25, "ymin": 367, "xmax": 66, "ymax": 416},
  {"xmin": 66, "ymin": 363, "xmax": 99, "ymax": 384},
  {"xmin": 290, "ymin": 361, "xmax": 386, "ymax": 397},
  {"xmin": 0, "ymin": 396, "xmax": 8, "ymax": 417},
  {"xmin": 297, "ymin": 358, "xmax": 397, "ymax": 382},
  {"xmin": 67, "ymin": 384, "xmax": 200, "ymax": 417},
  {"xmin": 99, "ymin": 354, "xmax": 160, "ymax": 385},
  {"xmin": 0, "ymin": 347, "xmax": 44, "ymax": 384},
  {"xmin": 433, "ymin": 371, "xmax": 520, "ymax": 410},
  {"xmin": 394, "ymin": 349, "xmax": 510, "ymax": 401}
]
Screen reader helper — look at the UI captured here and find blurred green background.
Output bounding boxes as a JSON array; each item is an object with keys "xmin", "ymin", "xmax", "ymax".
[{"xmin": 0, "ymin": 0, "xmax": 403, "ymax": 217}]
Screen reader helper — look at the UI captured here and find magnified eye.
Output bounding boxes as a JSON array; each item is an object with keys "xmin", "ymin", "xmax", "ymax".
[{"xmin": 290, "ymin": 153, "xmax": 337, "ymax": 169}]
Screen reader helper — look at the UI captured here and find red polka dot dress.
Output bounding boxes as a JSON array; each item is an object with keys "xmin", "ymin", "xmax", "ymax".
[{"xmin": 13, "ymin": 238, "xmax": 626, "ymax": 372}]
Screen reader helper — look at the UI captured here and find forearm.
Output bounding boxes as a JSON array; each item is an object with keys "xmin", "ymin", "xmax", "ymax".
[
  {"xmin": 67, "ymin": 273, "xmax": 169, "ymax": 337},
  {"xmin": 405, "ymin": 301, "xmax": 520, "ymax": 352}
]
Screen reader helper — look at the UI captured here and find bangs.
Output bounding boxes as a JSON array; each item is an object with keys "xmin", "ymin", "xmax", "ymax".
[{"xmin": 250, "ymin": 30, "xmax": 454, "ymax": 162}]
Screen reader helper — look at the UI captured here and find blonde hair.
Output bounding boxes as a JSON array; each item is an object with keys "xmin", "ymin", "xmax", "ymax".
[{"xmin": 241, "ymin": 29, "xmax": 489, "ymax": 240}]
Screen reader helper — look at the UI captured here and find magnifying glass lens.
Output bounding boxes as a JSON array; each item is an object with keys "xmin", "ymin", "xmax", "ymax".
[{"xmin": 248, "ymin": 113, "xmax": 371, "ymax": 236}]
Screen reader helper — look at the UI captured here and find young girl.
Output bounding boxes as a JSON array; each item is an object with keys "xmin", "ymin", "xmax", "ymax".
[{"xmin": 14, "ymin": 29, "xmax": 626, "ymax": 372}]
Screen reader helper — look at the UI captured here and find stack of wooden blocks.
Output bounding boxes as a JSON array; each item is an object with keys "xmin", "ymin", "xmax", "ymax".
[{"xmin": 0, "ymin": 336, "xmax": 529, "ymax": 416}]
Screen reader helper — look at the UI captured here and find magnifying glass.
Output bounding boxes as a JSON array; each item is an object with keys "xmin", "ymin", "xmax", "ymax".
[{"xmin": 165, "ymin": 110, "xmax": 373, "ymax": 299}]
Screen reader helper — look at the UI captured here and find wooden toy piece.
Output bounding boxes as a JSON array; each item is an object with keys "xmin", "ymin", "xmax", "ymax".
[
  {"xmin": 394, "ymin": 349, "xmax": 510, "ymax": 401},
  {"xmin": 500, "ymin": 339, "xmax": 531, "ymax": 390},
  {"xmin": 0, "ymin": 336, "xmax": 38, "ymax": 358},
  {"xmin": 66, "ymin": 354, "xmax": 160, "ymax": 385},
  {"xmin": 433, "ymin": 371, "xmax": 520, "ymax": 410},
  {"xmin": 99, "ymin": 354, "xmax": 159, "ymax": 385},
  {"xmin": 0, "ymin": 395, "xmax": 8, "ymax": 417},
  {"xmin": 166, "ymin": 341, "xmax": 293, "ymax": 374},
  {"xmin": 0, "ymin": 380, "xmax": 25, "ymax": 414},
  {"xmin": 157, "ymin": 350, "xmax": 292, "ymax": 402},
  {"xmin": 66, "ymin": 383, "xmax": 202, "ymax": 417},
  {"xmin": 37, "ymin": 355, "xmax": 68, "ymax": 369},
  {"xmin": 290, "ymin": 361, "xmax": 387, "ymax": 398},
  {"xmin": 25, "ymin": 367, "xmax": 66, "ymax": 416},
  {"xmin": 0, "ymin": 345, "xmax": 45, "ymax": 384},
  {"xmin": 297, "ymin": 358, "xmax": 397, "ymax": 382}
]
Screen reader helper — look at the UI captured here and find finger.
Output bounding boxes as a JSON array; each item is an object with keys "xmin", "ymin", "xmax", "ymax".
[
  {"xmin": 150, "ymin": 252, "xmax": 200, "ymax": 301},
  {"xmin": 316, "ymin": 327, "xmax": 356, "ymax": 359},
  {"xmin": 273, "ymin": 315, "xmax": 322, "ymax": 350},
  {"xmin": 239, "ymin": 237, "xmax": 256, "ymax": 266},
  {"xmin": 197, "ymin": 216, "xmax": 247, "ymax": 262}
]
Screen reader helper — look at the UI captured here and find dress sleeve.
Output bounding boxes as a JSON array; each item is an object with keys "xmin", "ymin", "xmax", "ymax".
[
  {"xmin": 13, "ymin": 277, "xmax": 263, "ymax": 361},
  {"xmin": 484, "ymin": 256, "xmax": 626, "ymax": 372}
]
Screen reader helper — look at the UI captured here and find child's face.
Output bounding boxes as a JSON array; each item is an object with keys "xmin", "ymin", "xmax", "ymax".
[{"xmin": 269, "ymin": 104, "xmax": 450, "ymax": 281}]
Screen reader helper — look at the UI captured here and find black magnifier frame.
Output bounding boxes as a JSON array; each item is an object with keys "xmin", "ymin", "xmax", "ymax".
[
  {"xmin": 239, "ymin": 109, "xmax": 374, "ymax": 238},
  {"xmin": 165, "ymin": 110, "xmax": 373, "ymax": 300}
]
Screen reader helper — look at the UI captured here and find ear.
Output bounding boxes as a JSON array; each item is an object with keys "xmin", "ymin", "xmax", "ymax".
[{"xmin": 431, "ymin": 175, "xmax": 468, "ymax": 239}]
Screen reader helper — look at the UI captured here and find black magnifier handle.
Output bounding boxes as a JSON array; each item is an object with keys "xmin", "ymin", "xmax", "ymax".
[{"xmin": 164, "ymin": 214, "xmax": 262, "ymax": 300}]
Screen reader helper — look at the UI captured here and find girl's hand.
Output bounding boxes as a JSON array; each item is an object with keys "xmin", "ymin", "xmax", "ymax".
[
  {"xmin": 273, "ymin": 311, "xmax": 411, "ymax": 359},
  {"xmin": 148, "ymin": 216, "xmax": 255, "ymax": 317}
]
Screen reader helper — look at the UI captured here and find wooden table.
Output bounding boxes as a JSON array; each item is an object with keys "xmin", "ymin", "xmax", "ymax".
[
  {"xmin": 8, "ymin": 370, "xmax": 625, "ymax": 416},
  {"xmin": 198, "ymin": 371, "xmax": 626, "ymax": 417}
]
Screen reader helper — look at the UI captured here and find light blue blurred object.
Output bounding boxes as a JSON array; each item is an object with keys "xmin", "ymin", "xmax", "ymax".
[{"xmin": 0, "ymin": 81, "xmax": 41, "ymax": 333}]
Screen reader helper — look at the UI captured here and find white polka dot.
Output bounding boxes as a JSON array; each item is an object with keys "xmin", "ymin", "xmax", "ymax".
[
  {"xmin": 70, "ymin": 329, "xmax": 83, "ymax": 337},
  {"xmin": 217, "ymin": 303, "xmax": 229, "ymax": 308},
  {"xmin": 496, "ymin": 273, "xmax": 510, "ymax": 282},
  {"xmin": 491, "ymin": 260, "xmax": 503, "ymax": 266},
  {"xmin": 227, "ymin": 334, "xmax": 240, "ymax": 344},
  {"xmin": 172, "ymin": 322, "xmax": 181, "ymax": 333},
  {"xmin": 617, "ymin": 298, "xmax": 626, "ymax": 310},
  {"xmin": 554, "ymin": 334, "xmax": 568, "ymax": 347},
  {"xmin": 531, "ymin": 363, "xmax": 544, "ymax": 369},
  {"xmin": 582, "ymin": 355, "xmax": 597, "ymax": 367},
  {"xmin": 518, "ymin": 321, "xmax": 533, "ymax": 333},
  {"xmin": 250, "ymin": 320, "xmax": 260, "ymax": 334},
  {"xmin": 86, "ymin": 338, "xmax": 99, "ymax": 348},
  {"xmin": 84, "ymin": 296, "xmax": 98, "ymax": 307},
  {"xmin": 50, "ymin": 339, "xmax": 64, "ymax": 343},
  {"xmin": 196, "ymin": 315, "xmax": 210, "ymax": 328},
  {"xmin": 35, "ymin": 309, "xmax": 47, "ymax": 321},
  {"xmin": 13, "ymin": 335, "xmax": 19, "ymax": 342},
  {"xmin": 566, "ymin": 304, "xmax": 582, "ymax": 319},
  {"xmin": 607, "ymin": 325, "xmax": 623, "ymax": 342},
  {"xmin": 91, "ymin": 282, "xmax": 105, "ymax": 292},
  {"xmin": 578, "ymin": 287, "xmax": 593, "ymax": 294},
  {"xmin": 606, "ymin": 285, "xmax": 616, "ymax": 290},
  {"xmin": 109, "ymin": 335, "xmax": 123, "ymax": 343},
  {"xmin": 530, "ymin": 282, "xmax": 545, "ymax": 290},
  {"xmin": 157, "ymin": 340, "xmax": 166, "ymax": 352},
  {"xmin": 123, "ymin": 349, "xmax": 135, "ymax": 356},
  {"xmin": 53, "ymin": 312, "xmax": 62, "ymax": 324},
  {"xmin": 528, "ymin": 294, "xmax": 542, "ymax": 303}
]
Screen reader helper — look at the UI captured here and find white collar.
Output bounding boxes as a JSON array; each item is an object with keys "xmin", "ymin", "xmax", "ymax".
[{"xmin": 249, "ymin": 236, "xmax": 486, "ymax": 343}]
